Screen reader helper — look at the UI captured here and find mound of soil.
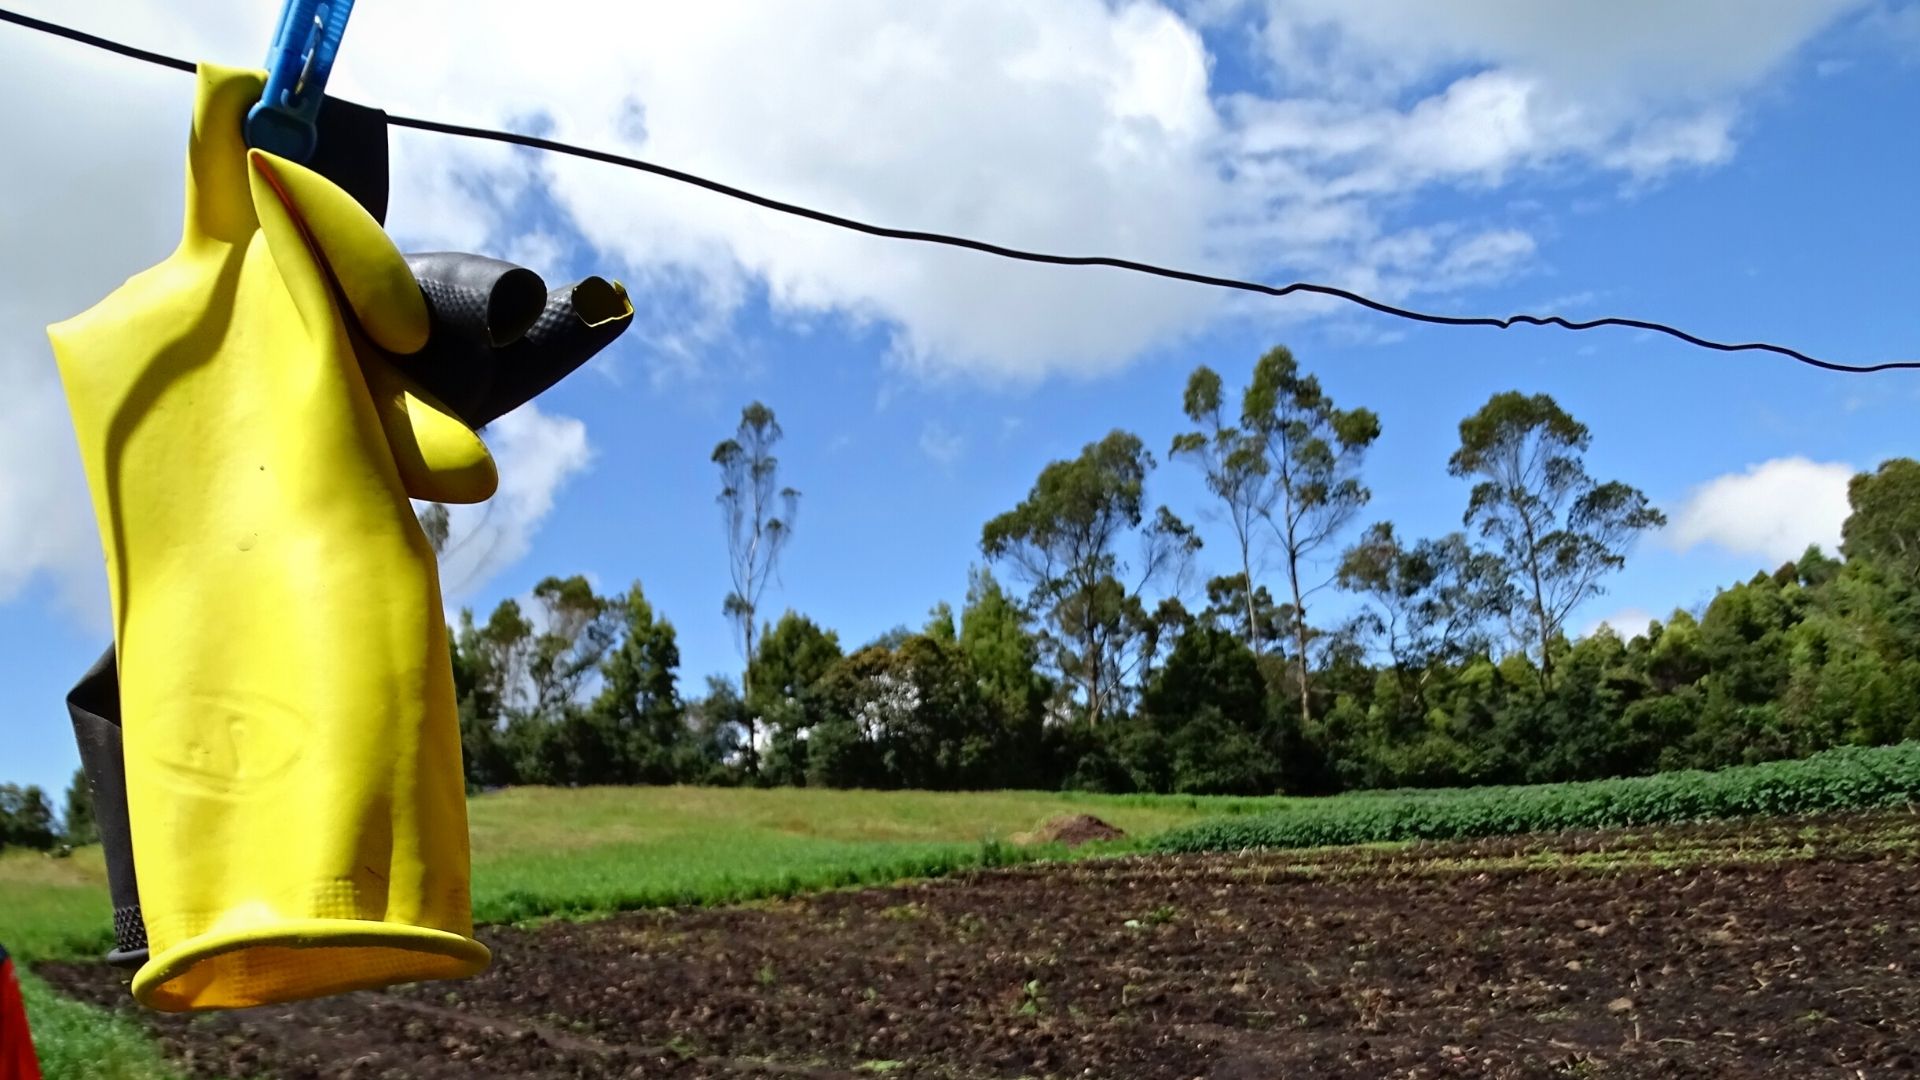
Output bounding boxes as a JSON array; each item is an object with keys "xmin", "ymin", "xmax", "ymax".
[
  {"xmin": 1021, "ymin": 813, "xmax": 1127, "ymax": 848},
  {"xmin": 39, "ymin": 811, "xmax": 1920, "ymax": 1079}
]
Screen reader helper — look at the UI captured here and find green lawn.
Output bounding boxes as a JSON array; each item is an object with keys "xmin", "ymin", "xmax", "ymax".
[
  {"xmin": 1, "ymin": 848, "xmax": 178, "ymax": 1080},
  {"xmin": 0, "ymin": 846, "xmax": 117, "ymax": 961},
  {"xmin": 1, "ymin": 784, "xmax": 1275, "ymax": 1080},
  {"xmin": 465, "ymin": 785, "xmax": 1277, "ymax": 921}
]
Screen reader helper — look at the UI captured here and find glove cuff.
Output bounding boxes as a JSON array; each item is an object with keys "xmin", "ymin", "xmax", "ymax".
[
  {"xmin": 109, "ymin": 905, "xmax": 150, "ymax": 968},
  {"xmin": 132, "ymin": 919, "xmax": 491, "ymax": 1012}
]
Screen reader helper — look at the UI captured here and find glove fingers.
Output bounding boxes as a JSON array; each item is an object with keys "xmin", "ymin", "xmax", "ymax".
[
  {"xmin": 406, "ymin": 253, "xmax": 549, "ymax": 349},
  {"xmin": 183, "ymin": 66, "xmax": 267, "ymax": 243},
  {"xmin": 247, "ymin": 150, "xmax": 429, "ymax": 356},
  {"xmin": 249, "ymin": 152, "xmax": 495, "ymax": 502},
  {"xmin": 467, "ymin": 276, "xmax": 634, "ymax": 428},
  {"xmin": 399, "ymin": 252, "xmax": 554, "ymax": 424},
  {"xmin": 362, "ymin": 356, "xmax": 499, "ymax": 504}
]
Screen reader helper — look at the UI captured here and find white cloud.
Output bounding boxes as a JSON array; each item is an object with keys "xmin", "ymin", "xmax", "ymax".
[
  {"xmin": 1600, "ymin": 109, "xmax": 1736, "ymax": 179},
  {"xmin": 1435, "ymin": 228, "xmax": 1537, "ymax": 282},
  {"xmin": 500, "ymin": 231, "xmax": 569, "ymax": 279},
  {"xmin": 0, "ymin": 17, "xmax": 192, "ymax": 621},
  {"xmin": 0, "ymin": 1, "xmax": 585, "ymax": 613},
  {"xmin": 1582, "ymin": 607, "xmax": 1656, "ymax": 640},
  {"xmin": 0, "ymin": 382, "xmax": 108, "ymax": 626},
  {"xmin": 0, "ymin": 0, "xmax": 1869, "ymax": 621},
  {"xmin": 919, "ymin": 422, "xmax": 966, "ymax": 467},
  {"xmin": 1247, "ymin": 0, "xmax": 1864, "ymax": 106},
  {"xmin": 436, "ymin": 405, "xmax": 595, "ymax": 599},
  {"xmin": 347, "ymin": 0, "xmax": 1233, "ymax": 383},
  {"xmin": 20, "ymin": 0, "xmax": 1843, "ymax": 386},
  {"xmin": 1664, "ymin": 457, "xmax": 1856, "ymax": 564},
  {"xmin": 1216, "ymin": 0, "xmax": 1862, "ymax": 289}
]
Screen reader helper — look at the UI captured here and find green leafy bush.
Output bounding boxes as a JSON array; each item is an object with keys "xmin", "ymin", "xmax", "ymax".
[{"xmin": 1153, "ymin": 741, "xmax": 1920, "ymax": 854}]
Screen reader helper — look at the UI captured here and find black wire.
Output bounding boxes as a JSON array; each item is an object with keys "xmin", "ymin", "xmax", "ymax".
[
  {"xmin": 396, "ymin": 114, "xmax": 1919, "ymax": 375},
  {"xmin": 5, "ymin": 5, "xmax": 1915, "ymax": 375},
  {"xmin": 0, "ymin": 7, "xmax": 193, "ymax": 72}
]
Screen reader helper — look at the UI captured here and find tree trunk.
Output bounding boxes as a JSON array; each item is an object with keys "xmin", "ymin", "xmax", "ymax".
[
  {"xmin": 1532, "ymin": 590, "xmax": 1554, "ymax": 691},
  {"xmin": 1080, "ymin": 583, "xmax": 1102, "ymax": 727},
  {"xmin": 743, "ymin": 620, "xmax": 760, "ymax": 776},
  {"xmin": 1087, "ymin": 633, "xmax": 1103, "ymax": 727},
  {"xmin": 1517, "ymin": 509, "xmax": 1554, "ymax": 692},
  {"xmin": 1287, "ymin": 547, "xmax": 1311, "ymax": 735},
  {"xmin": 1241, "ymin": 542, "xmax": 1261, "ymax": 656}
]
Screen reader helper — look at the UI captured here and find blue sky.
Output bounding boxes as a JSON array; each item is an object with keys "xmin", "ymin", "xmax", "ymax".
[{"xmin": 1, "ymin": 1, "xmax": 1917, "ymax": 801}]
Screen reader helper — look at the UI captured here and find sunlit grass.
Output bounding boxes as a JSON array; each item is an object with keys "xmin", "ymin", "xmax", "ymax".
[
  {"xmin": 12, "ymin": 972, "xmax": 180, "ymax": 1080},
  {"xmin": 2, "ymin": 848, "xmax": 114, "ymax": 958},
  {"xmin": 464, "ymin": 785, "xmax": 1273, "ymax": 922},
  {"xmin": 1, "ymin": 848, "xmax": 161, "ymax": 1080}
]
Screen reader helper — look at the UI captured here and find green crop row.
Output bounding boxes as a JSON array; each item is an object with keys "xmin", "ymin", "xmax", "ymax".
[{"xmin": 1153, "ymin": 741, "xmax": 1920, "ymax": 854}]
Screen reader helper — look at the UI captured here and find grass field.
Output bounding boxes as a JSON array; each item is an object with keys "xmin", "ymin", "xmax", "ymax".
[
  {"xmin": 1, "ymin": 784, "xmax": 1275, "ymax": 1080},
  {"xmin": 41, "ymin": 810, "xmax": 1920, "ymax": 1077},
  {"xmin": 1, "ymin": 848, "xmax": 180, "ymax": 1080},
  {"xmin": 10, "ymin": 761, "xmax": 1918, "ymax": 1079},
  {"xmin": 464, "ymin": 785, "xmax": 1276, "ymax": 921}
]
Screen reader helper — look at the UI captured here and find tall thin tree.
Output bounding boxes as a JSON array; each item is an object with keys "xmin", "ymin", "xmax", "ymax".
[
  {"xmin": 1242, "ymin": 345, "xmax": 1380, "ymax": 732},
  {"xmin": 981, "ymin": 430, "xmax": 1197, "ymax": 726},
  {"xmin": 1448, "ymin": 391, "xmax": 1665, "ymax": 689},
  {"xmin": 1337, "ymin": 523, "xmax": 1512, "ymax": 711},
  {"xmin": 1171, "ymin": 364, "xmax": 1277, "ymax": 654},
  {"xmin": 417, "ymin": 502, "xmax": 451, "ymax": 555},
  {"xmin": 713, "ymin": 401, "xmax": 800, "ymax": 773}
]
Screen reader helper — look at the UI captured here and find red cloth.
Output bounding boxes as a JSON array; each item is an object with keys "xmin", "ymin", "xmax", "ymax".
[{"xmin": 0, "ymin": 947, "xmax": 43, "ymax": 1080}]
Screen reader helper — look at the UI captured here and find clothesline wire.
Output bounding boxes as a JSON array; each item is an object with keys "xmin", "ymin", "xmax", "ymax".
[{"xmin": 3, "ymin": 5, "xmax": 1913, "ymax": 375}]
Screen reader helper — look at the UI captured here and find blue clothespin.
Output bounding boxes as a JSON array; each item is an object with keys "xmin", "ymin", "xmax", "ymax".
[{"xmin": 245, "ymin": 0, "xmax": 356, "ymax": 162}]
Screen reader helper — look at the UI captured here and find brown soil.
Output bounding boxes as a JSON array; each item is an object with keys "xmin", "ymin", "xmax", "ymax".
[
  {"xmin": 39, "ymin": 812, "xmax": 1920, "ymax": 1079},
  {"xmin": 1019, "ymin": 813, "xmax": 1127, "ymax": 848}
]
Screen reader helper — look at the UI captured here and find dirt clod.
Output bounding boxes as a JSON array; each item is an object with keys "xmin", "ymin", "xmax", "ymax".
[{"xmin": 1020, "ymin": 813, "xmax": 1127, "ymax": 848}]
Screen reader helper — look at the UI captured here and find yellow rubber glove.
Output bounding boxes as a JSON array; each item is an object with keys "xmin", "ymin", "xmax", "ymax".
[{"xmin": 49, "ymin": 63, "xmax": 495, "ymax": 1012}]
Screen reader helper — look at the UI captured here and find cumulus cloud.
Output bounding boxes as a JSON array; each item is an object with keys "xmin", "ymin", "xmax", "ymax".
[
  {"xmin": 0, "ymin": 1, "xmax": 590, "ymax": 612},
  {"xmin": 1245, "ymin": 0, "xmax": 1863, "ymax": 111},
  {"xmin": 347, "ymin": 0, "xmax": 1233, "ymax": 382},
  {"xmin": 0, "ymin": 0, "xmax": 1871, "ymax": 619},
  {"xmin": 0, "ymin": 383, "xmax": 108, "ymax": 625},
  {"xmin": 24, "ymin": 0, "xmax": 1855, "ymax": 382},
  {"xmin": 1663, "ymin": 457, "xmax": 1856, "ymax": 564},
  {"xmin": 0, "ymin": 20, "xmax": 193, "ymax": 619},
  {"xmin": 436, "ymin": 405, "xmax": 595, "ymax": 600},
  {"xmin": 1214, "ymin": 0, "xmax": 1867, "ymax": 298}
]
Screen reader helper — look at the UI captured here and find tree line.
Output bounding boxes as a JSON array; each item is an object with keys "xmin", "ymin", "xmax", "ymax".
[
  {"xmin": 433, "ymin": 345, "xmax": 1920, "ymax": 798},
  {"xmin": 9, "ymin": 345, "xmax": 1918, "ymax": 853}
]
